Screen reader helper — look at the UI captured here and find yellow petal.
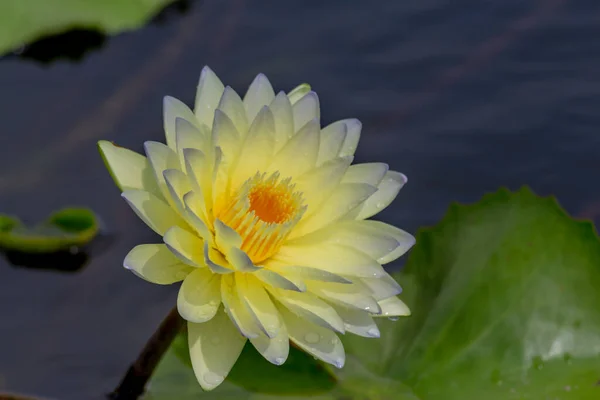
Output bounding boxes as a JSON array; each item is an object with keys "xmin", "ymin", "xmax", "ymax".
[
  {"xmin": 254, "ymin": 268, "xmax": 306, "ymax": 292},
  {"xmin": 163, "ymin": 169, "xmax": 192, "ymax": 217},
  {"xmin": 231, "ymin": 107, "xmax": 275, "ymax": 189},
  {"xmin": 194, "ymin": 66, "xmax": 225, "ymax": 129},
  {"xmin": 376, "ymin": 296, "xmax": 411, "ymax": 317},
  {"xmin": 274, "ymin": 241, "xmax": 384, "ymax": 278},
  {"xmin": 178, "ymin": 268, "xmax": 221, "ymax": 323},
  {"xmin": 188, "ymin": 310, "xmax": 246, "ymax": 391},
  {"xmin": 268, "ymin": 265, "xmax": 351, "ymax": 284},
  {"xmin": 307, "ymin": 281, "xmax": 381, "ymax": 314},
  {"xmin": 356, "ymin": 171, "xmax": 407, "ymax": 220},
  {"xmin": 163, "ymin": 96, "xmax": 198, "ymax": 150},
  {"xmin": 97, "ymin": 141, "xmax": 161, "ymax": 197},
  {"xmin": 268, "ymin": 118, "xmax": 320, "ymax": 179},
  {"xmin": 331, "ymin": 304, "xmax": 380, "ymax": 338},
  {"xmin": 342, "ymin": 163, "xmax": 388, "ymax": 186},
  {"xmin": 182, "ymin": 191, "xmax": 212, "ymax": 244},
  {"xmin": 212, "ymin": 110, "xmax": 242, "ymax": 168},
  {"xmin": 292, "ymin": 220, "xmax": 412, "ymax": 265},
  {"xmin": 292, "ymin": 91, "xmax": 320, "ymax": 130},
  {"xmin": 294, "ymin": 156, "xmax": 352, "ymax": 213},
  {"xmin": 317, "ymin": 121, "xmax": 347, "ymax": 166},
  {"xmin": 163, "ymin": 226, "xmax": 204, "ymax": 267},
  {"xmin": 121, "ymin": 189, "xmax": 185, "ymax": 235},
  {"xmin": 182, "ymin": 148, "xmax": 214, "ymax": 218},
  {"xmin": 287, "ymin": 83, "xmax": 311, "ymax": 105},
  {"xmin": 217, "ymin": 86, "xmax": 248, "ymax": 138},
  {"xmin": 250, "ymin": 323, "xmax": 289, "ymax": 366},
  {"xmin": 243, "ymin": 73, "xmax": 276, "ymax": 122},
  {"xmin": 144, "ymin": 141, "xmax": 181, "ymax": 203},
  {"xmin": 237, "ymin": 275, "xmax": 282, "ymax": 338},
  {"xmin": 279, "ymin": 305, "xmax": 345, "ymax": 368},
  {"xmin": 358, "ymin": 272, "xmax": 402, "ymax": 301},
  {"xmin": 291, "ymin": 183, "xmax": 377, "ymax": 238},
  {"xmin": 271, "ymin": 289, "xmax": 344, "ymax": 333},
  {"xmin": 269, "ymin": 91, "xmax": 294, "ymax": 153},
  {"xmin": 203, "ymin": 242, "xmax": 234, "ymax": 274},
  {"xmin": 123, "ymin": 244, "xmax": 192, "ymax": 284},
  {"xmin": 214, "ymin": 220, "xmax": 262, "ymax": 272},
  {"xmin": 175, "ymin": 117, "xmax": 211, "ymax": 168},
  {"xmin": 221, "ymin": 274, "xmax": 260, "ymax": 338},
  {"xmin": 338, "ymin": 119, "xmax": 361, "ymax": 157}
]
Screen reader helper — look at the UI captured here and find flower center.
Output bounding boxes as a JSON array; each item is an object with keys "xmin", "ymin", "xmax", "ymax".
[{"xmin": 216, "ymin": 172, "xmax": 306, "ymax": 264}]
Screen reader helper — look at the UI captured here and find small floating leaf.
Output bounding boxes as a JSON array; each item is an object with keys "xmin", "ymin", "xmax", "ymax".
[{"xmin": 0, "ymin": 208, "xmax": 99, "ymax": 253}]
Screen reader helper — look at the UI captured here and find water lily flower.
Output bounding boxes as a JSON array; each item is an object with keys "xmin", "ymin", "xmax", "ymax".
[{"xmin": 98, "ymin": 67, "xmax": 414, "ymax": 391}]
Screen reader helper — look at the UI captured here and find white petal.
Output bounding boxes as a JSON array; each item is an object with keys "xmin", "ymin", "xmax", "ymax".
[
  {"xmin": 272, "ymin": 289, "xmax": 344, "ymax": 333},
  {"xmin": 237, "ymin": 274, "xmax": 282, "ymax": 338},
  {"xmin": 188, "ymin": 309, "xmax": 247, "ymax": 391},
  {"xmin": 338, "ymin": 119, "xmax": 361, "ymax": 157},
  {"xmin": 123, "ymin": 244, "xmax": 192, "ymax": 284},
  {"xmin": 243, "ymin": 73, "xmax": 276, "ymax": 122},
  {"xmin": 279, "ymin": 305, "xmax": 345, "ymax": 368},
  {"xmin": 254, "ymin": 269, "xmax": 306, "ymax": 292},
  {"xmin": 292, "ymin": 91, "xmax": 320, "ymax": 131},
  {"xmin": 97, "ymin": 141, "xmax": 162, "ymax": 198},
  {"xmin": 163, "ymin": 96, "xmax": 198, "ymax": 150},
  {"xmin": 269, "ymin": 91, "xmax": 294, "ymax": 152},
  {"xmin": 250, "ymin": 324, "xmax": 289, "ymax": 366},
  {"xmin": 342, "ymin": 163, "xmax": 389, "ymax": 186},
  {"xmin": 163, "ymin": 226, "xmax": 204, "ymax": 267},
  {"xmin": 317, "ymin": 121, "xmax": 347, "ymax": 166},
  {"xmin": 144, "ymin": 141, "xmax": 181, "ymax": 203},
  {"xmin": 178, "ymin": 268, "xmax": 221, "ymax": 323},
  {"xmin": 194, "ymin": 66, "xmax": 225, "ymax": 129},
  {"xmin": 377, "ymin": 296, "xmax": 411, "ymax": 317},
  {"xmin": 121, "ymin": 190, "xmax": 185, "ymax": 235},
  {"xmin": 332, "ymin": 304, "xmax": 380, "ymax": 338},
  {"xmin": 268, "ymin": 118, "xmax": 320, "ymax": 179},
  {"xmin": 274, "ymin": 242, "xmax": 384, "ymax": 278},
  {"xmin": 292, "ymin": 183, "xmax": 377, "ymax": 238},
  {"xmin": 287, "ymin": 83, "xmax": 311, "ymax": 104},
  {"xmin": 217, "ymin": 87, "xmax": 248, "ymax": 138},
  {"xmin": 221, "ymin": 274, "xmax": 260, "ymax": 338},
  {"xmin": 356, "ymin": 171, "xmax": 407, "ymax": 220}
]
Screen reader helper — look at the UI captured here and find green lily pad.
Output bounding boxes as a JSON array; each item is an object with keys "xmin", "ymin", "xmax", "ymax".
[
  {"xmin": 0, "ymin": 208, "xmax": 99, "ymax": 252},
  {"xmin": 0, "ymin": 0, "xmax": 176, "ymax": 56},
  {"xmin": 145, "ymin": 187, "xmax": 600, "ymax": 399}
]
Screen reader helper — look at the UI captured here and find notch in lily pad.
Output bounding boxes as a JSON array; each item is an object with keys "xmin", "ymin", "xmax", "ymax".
[{"xmin": 0, "ymin": 208, "xmax": 104, "ymax": 272}]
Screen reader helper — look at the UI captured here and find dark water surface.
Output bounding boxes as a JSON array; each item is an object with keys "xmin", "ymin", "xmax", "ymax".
[{"xmin": 1, "ymin": 0, "xmax": 600, "ymax": 398}]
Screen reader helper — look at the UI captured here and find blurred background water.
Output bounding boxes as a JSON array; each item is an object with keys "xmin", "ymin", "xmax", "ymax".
[{"xmin": 0, "ymin": 0, "xmax": 599, "ymax": 398}]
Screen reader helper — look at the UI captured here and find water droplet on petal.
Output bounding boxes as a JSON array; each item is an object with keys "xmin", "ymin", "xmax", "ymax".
[
  {"xmin": 388, "ymin": 316, "xmax": 399, "ymax": 322},
  {"xmin": 203, "ymin": 372, "xmax": 224, "ymax": 385},
  {"xmin": 273, "ymin": 357, "xmax": 285, "ymax": 365},
  {"xmin": 334, "ymin": 359, "xmax": 344, "ymax": 368},
  {"xmin": 304, "ymin": 332, "xmax": 320, "ymax": 344}
]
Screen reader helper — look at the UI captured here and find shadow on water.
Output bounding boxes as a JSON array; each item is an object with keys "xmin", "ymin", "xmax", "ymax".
[{"xmin": 2, "ymin": 0, "xmax": 194, "ymax": 64}]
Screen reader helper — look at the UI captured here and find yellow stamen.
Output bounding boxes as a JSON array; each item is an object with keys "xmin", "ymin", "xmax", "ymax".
[{"xmin": 216, "ymin": 172, "xmax": 305, "ymax": 263}]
